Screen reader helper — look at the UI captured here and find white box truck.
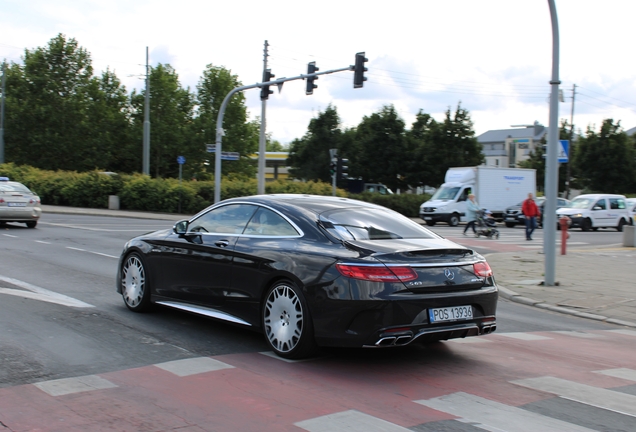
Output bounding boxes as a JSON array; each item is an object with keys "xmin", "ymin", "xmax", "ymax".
[{"xmin": 419, "ymin": 166, "xmax": 536, "ymax": 226}]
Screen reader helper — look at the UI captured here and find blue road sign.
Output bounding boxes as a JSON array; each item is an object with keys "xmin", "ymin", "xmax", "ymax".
[
  {"xmin": 558, "ymin": 140, "xmax": 569, "ymax": 163},
  {"xmin": 177, "ymin": 156, "xmax": 186, "ymax": 165}
]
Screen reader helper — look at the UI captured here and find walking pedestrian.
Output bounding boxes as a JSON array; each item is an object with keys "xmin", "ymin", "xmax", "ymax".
[
  {"xmin": 463, "ymin": 194, "xmax": 480, "ymax": 235},
  {"xmin": 522, "ymin": 192, "xmax": 540, "ymax": 240}
]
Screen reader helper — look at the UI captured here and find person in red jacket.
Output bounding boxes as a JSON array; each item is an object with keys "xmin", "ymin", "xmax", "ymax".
[{"xmin": 522, "ymin": 192, "xmax": 540, "ymax": 240}]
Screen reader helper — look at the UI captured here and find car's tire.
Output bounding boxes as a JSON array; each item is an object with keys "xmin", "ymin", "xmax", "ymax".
[
  {"xmin": 581, "ymin": 218, "xmax": 592, "ymax": 232},
  {"xmin": 121, "ymin": 253, "xmax": 152, "ymax": 312},
  {"xmin": 505, "ymin": 222, "xmax": 515, "ymax": 228},
  {"xmin": 263, "ymin": 280, "xmax": 317, "ymax": 359},
  {"xmin": 425, "ymin": 221, "xmax": 435, "ymax": 226},
  {"xmin": 617, "ymin": 219, "xmax": 626, "ymax": 232},
  {"xmin": 448, "ymin": 214, "xmax": 460, "ymax": 227},
  {"xmin": 26, "ymin": 221, "xmax": 37, "ymax": 228}
]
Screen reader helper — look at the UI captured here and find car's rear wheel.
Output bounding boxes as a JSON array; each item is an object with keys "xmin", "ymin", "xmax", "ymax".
[
  {"xmin": 263, "ymin": 281, "xmax": 317, "ymax": 359},
  {"xmin": 121, "ymin": 253, "xmax": 151, "ymax": 312},
  {"xmin": 425, "ymin": 221, "xmax": 435, "ymax": 226},
  {"xmin": 617, "ymin": 219, "xmax": 626, "ymax": 232},
  {"xmin": 448, "ymin": 214, "xmax": 460, "ymax": 227},
  {"xmin": 505, "ymin": 222, "xmax": 515, "ymax": 228},
  {"xmin": 26, "ymin": 221, "xmax": 37, "ymax": 228}
]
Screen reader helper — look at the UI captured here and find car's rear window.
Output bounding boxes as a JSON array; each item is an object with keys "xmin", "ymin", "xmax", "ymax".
[
  {"xmin": 0, "ymin": 182, "xmax": 32, "ymax": 193},
  {"xmin": 319, "ymin": 207, "xmax": 440, "ymax": 241}
]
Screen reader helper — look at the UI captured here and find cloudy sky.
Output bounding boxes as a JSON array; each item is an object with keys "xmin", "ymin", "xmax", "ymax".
[{"xmin": 2, "ymin": 0, "xmax": 635, "ymax": 146}]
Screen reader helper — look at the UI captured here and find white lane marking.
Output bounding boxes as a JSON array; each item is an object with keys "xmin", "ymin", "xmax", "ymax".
[
  {"xmin": 595, "ymin": 368, "xmax": 636, "ymax": 382},
  {"xmin": 154, "ymin": 357, "xmax": 234, "ymax": 377},
  {"xmin": 90, "ymin": 251, "xmax": 119, "ymax": 259},
  {"xmin": 295, "ymin": 410, "xmax": 411, "ymax": 432},
  {"xmin": 447, "ymin": 337, "xmax": 493, "ymax": 344},
  {"xmin": 553, "ymin": 331, "xmax": 601, "ymax": 338},
  {"xmin": 496, "ymin": 333, "xmax": 552, "ymax": 341},
  {"xmin": 42, "ymin": 222, "xmax": 164, "ymax": 232},
  {"xmin": 512, "ymin": 376, "xmax": 636, "ymax": 418},
  {"xmin": 64, "ymin": 246, "xmax": 118, "ymax": 259},
  {"xmin": 608, "ymin": 329, "xmax": 636, "ymax": 337},
  {"xmin": 2, "ymin": 234, "xmax": 18, "ymax": 238},
  {"xmin": 258, "ymin": 351, "xmax": 321, "ymax": 363},
  {"xmin": 415, "ymin": 392, "xmax": 596, "ymax": 432},
  {"xmin": 34, "ymin": 375, "xmax": 117, "ymax": 396},
  {"xmin": 34, "ymin": 240, "xmax": 51, "ymax": 244},
  {"xmin": 0, "ymin": 275, "xmax": 94, "ymax": 308}
]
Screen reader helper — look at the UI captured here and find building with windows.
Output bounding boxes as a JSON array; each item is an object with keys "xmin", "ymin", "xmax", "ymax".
[{"xmin": 477, "ymin": 121, "xmax": 547, "ymax": 168}]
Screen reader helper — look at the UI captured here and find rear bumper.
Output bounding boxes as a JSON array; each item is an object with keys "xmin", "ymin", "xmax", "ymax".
[
  {"xmin": 0, "ymin": 206, "xmax": 42, "ymax": 222},
  {"xmin": 311, "ymin": 286, "xmax": 499, "ymax": 348}
]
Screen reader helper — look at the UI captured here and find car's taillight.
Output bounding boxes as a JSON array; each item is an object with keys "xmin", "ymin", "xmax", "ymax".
[
  {"xmin": 474, "ymin": 261, "xmax": 493, "ymax": 277},
  {"xmin": 336, "ymin": 264, "xmax": 418, "ymax": 282}
]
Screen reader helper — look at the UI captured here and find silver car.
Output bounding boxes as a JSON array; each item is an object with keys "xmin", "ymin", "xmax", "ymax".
[{"xmin": 0, "ymin": 177, "xmax": 42, "ymax": 228}]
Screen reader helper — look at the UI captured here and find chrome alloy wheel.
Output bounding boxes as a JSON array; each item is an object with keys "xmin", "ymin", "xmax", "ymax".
[
  {"xmin": 264, "ymin": 284, "xmax": 303, "ymax": 354},
  {"xmin": 122, "ymin": 255, "xmax": 146, "ymax": 309}
]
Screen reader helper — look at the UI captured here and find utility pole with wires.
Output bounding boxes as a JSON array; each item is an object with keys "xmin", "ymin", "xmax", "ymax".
[
  {"xmin": 565, "ymin": 84, "xmax": 576, "ymax": 199},
  {"xmin": 143, "ymin": 47, "xmax": 150, "ymax": 176}
]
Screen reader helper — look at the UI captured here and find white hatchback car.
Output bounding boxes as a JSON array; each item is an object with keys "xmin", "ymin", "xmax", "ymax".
[
  {"xmin": 0, "ymin": 177, "xmax": 42, "ymax": 228},
  {"xmin": 556, "ymin": 194, "xmax": 631, "ymax": 232}
]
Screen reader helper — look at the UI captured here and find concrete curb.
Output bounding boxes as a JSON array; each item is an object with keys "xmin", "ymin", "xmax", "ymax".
[{"xmin": 497, "ymin": 285, "xmax": 636, "ymax": 328}]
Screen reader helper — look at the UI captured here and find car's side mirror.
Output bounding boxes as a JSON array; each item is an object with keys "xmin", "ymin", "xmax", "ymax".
[
  {"xmin": 173, "ymin": 219, "xmax": 189, "ymax": 235},
  {"xmin": 592, "ymin": 205, "xmax": 602, "ymax": 211}
]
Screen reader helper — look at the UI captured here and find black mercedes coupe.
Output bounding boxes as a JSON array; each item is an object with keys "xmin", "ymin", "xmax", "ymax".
[{"xmin": 116, "ymin": 194, "xmax": 498, "ymax": 359}]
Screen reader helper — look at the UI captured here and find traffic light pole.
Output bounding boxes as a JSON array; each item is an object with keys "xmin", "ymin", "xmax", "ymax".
[{"xmin": 214, "ymin": 66, "xmax": 354, "ymax": 203}]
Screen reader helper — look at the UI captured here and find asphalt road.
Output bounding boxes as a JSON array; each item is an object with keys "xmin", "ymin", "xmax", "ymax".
[{"xmin": 1, "ymin": 214, "xmax": 634, "ymax": 431}]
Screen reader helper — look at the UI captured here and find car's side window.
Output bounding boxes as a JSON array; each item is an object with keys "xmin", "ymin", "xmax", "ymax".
[
  {"xmin": 244, "ymin": 208, "xmax": 298, "ymax": 236},
  {"xmin": 189, "ymin": 204, "xmax": 257, "ymax": 234},
  {"xmin": 610, "ymin": 198, "xmax": 625, "ymax": 210},
  {"xmin": 594, "ymin": 199, "xmax": 606, "ymax": 210}
]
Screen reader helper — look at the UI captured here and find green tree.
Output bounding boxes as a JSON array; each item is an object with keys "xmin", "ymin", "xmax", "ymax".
[
  {"xmin": 351, "ymin": 105, "xmax": 408, "ymax": 191},
  {"xmin": 287, "ymin": 105, "xmax": 342, "ymax": 183},
  {"xmin": 406, "ymin": 103, "xmax": 483, "ymax": 187},
  {"xmin": 573, "ymin": 119, "xmax": 636, "ymax": 193},
  {"xmin": 193, "ymin": 65, "xmax": 258, "ymax": 180},
  {"xmin": 130, "ymin": 64, "xmax": 195, "ymax": 178},
  {"xmin": 4, "ymin": 34, "xmax": 98, "ymax": 170}
]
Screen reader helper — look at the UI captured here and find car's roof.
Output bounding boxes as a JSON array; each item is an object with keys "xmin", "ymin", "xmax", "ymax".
[
  {"xmin": 573, "ymin": 193, "xmax": 626, "ymax": 199},
  {"xmin": 224, "ymin": 194, "xmax": 387, "ymax": 214}
]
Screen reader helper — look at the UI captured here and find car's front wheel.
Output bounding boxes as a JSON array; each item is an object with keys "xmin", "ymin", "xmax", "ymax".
[
  {"xmin": 26, "ymin": 221, "xmax": 37, "ymax": 228},
  {"xmin": 121, "ymin": 253, "xmax": 151, "ymax": 312},
  {"xmin": 448, "ymin": 214, "xmax": 460, "ymax": 227},
  {"xmin": 263, "ymin": 281, "xmax": 317, "ymax": 359},
  {"xmin": 505, "ymin": 222, "xmax": 515, "ymax": 228},
  {"xmin": 425, "ymin": 221, "xmax": 435, "ymax": 226}
]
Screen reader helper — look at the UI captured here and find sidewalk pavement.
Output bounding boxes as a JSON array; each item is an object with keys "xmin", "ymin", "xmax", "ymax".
[{"xmin": 41, "ymin": 205, "xmax": 636, "ymax": 328}]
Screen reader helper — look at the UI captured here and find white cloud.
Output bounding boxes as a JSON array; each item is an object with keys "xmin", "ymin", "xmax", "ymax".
[{"xmin": 2, "ymin": 0, "xmax": 635, "ymax": 144}]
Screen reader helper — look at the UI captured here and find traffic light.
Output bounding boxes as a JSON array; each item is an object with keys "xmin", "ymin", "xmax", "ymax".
[
  {"xmin": 260, "ymin": 69, "xmax": 275, "ymax": 101},
  {"xmin": 306, "ymin": 61, "xmax": 318, "ymax": 95},
  {"xmin": 353, "ymin": 52, "xmax": 368, "ymax": 88},
  {"xmin": 337, "ymin": 157, "xmax": 349, "ymax": 180},
  {"xmin": 330, "ymin": 157, "xmax": 337, "ymax": 176}
]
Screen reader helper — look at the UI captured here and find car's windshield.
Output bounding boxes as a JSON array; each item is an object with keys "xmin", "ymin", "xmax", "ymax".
[
  {"xmin": 431, "ymin": 187, "xmax": 460, "ymax": 201},
  {"xmin": 320, "ymin": 207, "xmax": 439, "ymax": 241},
  {"xmin": 569, "ymin": 198, "xmax": 593, "ymax": 209}
]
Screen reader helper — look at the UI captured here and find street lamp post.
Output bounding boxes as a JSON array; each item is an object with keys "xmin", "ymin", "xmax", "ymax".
[{"xmin": 544, "ymin": 0, "xmax": 560, "ymax": 286}]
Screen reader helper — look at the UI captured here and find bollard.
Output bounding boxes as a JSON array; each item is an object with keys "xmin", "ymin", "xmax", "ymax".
[{"xmin": 560, "ymin": 215, "xmax": 570, "ymax": 255}]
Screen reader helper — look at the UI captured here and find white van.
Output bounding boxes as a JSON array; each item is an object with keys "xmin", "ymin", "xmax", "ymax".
[{"xmin": 556, "ymin": 194, "xmax": 631, "ymax": 231}]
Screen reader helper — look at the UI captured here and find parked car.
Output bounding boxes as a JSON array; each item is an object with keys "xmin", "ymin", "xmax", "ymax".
[
  {"xmin": 0, "ymin": 177, "xmax": 41, "ymax": 228},
  {"xmin": 627, "ymin": 198, "xmax": 636, "ymax": 225},
  {"xmin": 503, "ymin": 197, "xmax": 570, "ymax": 228},
  {"xmin": 116, "ymin": 194, "xmax": 498, "ymax": 359},
  {"xmin": 556, "ymin": 194, "xmax": 631, "ymax": 231}
]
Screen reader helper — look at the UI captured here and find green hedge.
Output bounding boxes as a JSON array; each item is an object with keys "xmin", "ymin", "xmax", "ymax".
[{"xmin": 0, "ymin": 163, "xmax": 429, "ymax": 217}]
